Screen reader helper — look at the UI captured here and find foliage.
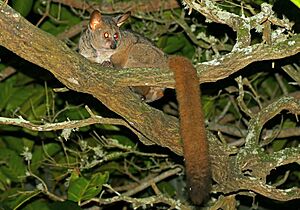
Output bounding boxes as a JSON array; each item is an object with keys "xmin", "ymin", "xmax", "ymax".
[
  {"xmin": 291, "ymin": 0, "xmax": 300, "ymax": 8},
  {"xmin": 0, "ymin": 0, "xmax": 300, "ymax": 209},
  {"xmin": 11, "ymin": 0, "xmax": 33, "ymax": 17}
]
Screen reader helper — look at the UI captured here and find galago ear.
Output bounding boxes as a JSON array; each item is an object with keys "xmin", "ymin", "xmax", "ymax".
[
  {"xmin": 89, "ymin": 10, "xmax": 103, "ymax": 31},
  {"xmin": 115, "ymin": 11, "xmax": 131, "ymax": 27}
]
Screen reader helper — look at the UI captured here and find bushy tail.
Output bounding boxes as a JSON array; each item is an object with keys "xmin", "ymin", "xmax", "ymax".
[{"xmin": 168, "ymin": 56, "xmax": 211, "ymax": 205}]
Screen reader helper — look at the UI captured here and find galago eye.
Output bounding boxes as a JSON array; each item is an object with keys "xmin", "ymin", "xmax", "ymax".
[
  {"xmin": 113, "ymin": 33, "xmax": 119, "ymax": 40},
  {"xmin": 103, "ymin": 32, "xmax": 109, "ymax": 38}
]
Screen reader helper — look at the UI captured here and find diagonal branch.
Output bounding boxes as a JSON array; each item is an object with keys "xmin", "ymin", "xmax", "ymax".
[{"xmin": 0, "ymin": 3, "xmax": 183, "ymax": 155}]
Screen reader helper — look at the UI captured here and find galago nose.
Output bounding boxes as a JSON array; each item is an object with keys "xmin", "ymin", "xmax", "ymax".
[{"xmin": 110, "ymin": 41, "xmax": 117, "ymax": 49}]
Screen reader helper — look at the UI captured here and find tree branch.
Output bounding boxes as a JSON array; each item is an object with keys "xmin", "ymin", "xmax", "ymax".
[
  {"xmin": 113, "ymin": 35, "xmax": 300, "ymax": 87},
  {"xmin": 81, "ymin": 194, "xmax": 190, "ymax": 210},
  {"xmin": 0, "ymin": 114, "xmax": 147, "ymax": 140},
  {"xmin": 0, "ymin": 3, "xmax": 183, "ymax": 155}
]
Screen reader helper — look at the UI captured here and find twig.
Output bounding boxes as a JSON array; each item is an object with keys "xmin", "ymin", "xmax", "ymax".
[
  {"xmin": 80, "ymin": 194, "xmax": 190, "ymax": 210},
  {"xmin": 122, "ymin": 167, "xmax": 182, "ymax": 196},
  {"xmin": 56, "ymin": 20, "xmax": 88, "ymax": 40},
  {"xmin": 27, "ymin": 169, "xmax": 65, "ymax": 202},
  {"xmin": 0, "ymin": 114, "xmax": 147, "ymax": 141}
]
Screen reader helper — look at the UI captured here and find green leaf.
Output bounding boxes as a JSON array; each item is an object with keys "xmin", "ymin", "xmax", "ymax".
[
  {"xmin": 0, "ymin": 63, "xmax": 6, "ymax": 70},
  {"xmin": 31, "ymin": 143, "xmax": 61, "ymax": 172},
  {"xmin": 290, "ymin": 0, "xmax": 300, "ymax": 8},
  {"xmin": 40, "ymin": 21, "xmax": 68, "ymax": 36},
  {"xmin": 0, "ymin": 76, "xmax": 17, "ymax": 111},
  {"xmin": 0, "ymin": 182, "xmax": 5, "ymax": 191},
  {"xmin": 272, "ymin": 139, "xmax": 288, "ymax": 152},
  {"xmin": 18, "ymin": 86, "xmax": 46, "ymax": 118},
  {"xmin": 108, "ymin": 135, "xmax": 135, "ymax": 147},
  {"xmin": 67, "ymin": 172, "xmax": 109, "ymax": 202},
  {"xmin": 22, "ymin": 199, "xmax": 50, "ymax": 210},
  {"xmin": 43, "ymin": 143, "xmax": 62, "ymax": 156},
  {"xmin": 157, "ymin": 181, "xmax": 176, "ymax": 197},
  {"xmin": 11, "ymin": 0, "xmax": 33, "ymax": 17},
  {"xmin": 6, "ymin": 190, "xmax": 41, "ymax": 210},
  {"xmin": 282, "ymin": 119, "xmax": 296, "ymax": 129},
  {"xmin": 5, "ymin": 87, "xmax": 37, "ymax": 113},
  {"xmin": 2, "ymin": 136, "xmax": 26, "ymax": 154},
  {"xmin": 157, "ymin": 36, "xmax": 168, "ymax": 49},
  {"xmin": 48, "ymin": 200, "xmax": 82, "ymax": 210},
  {"xmin": 202, "ymin": 95, "xmax": 215, "ymax": 119},
  {"xmin": 162, "ymin": 36, "xmax": 186, "ymax": 54},
  {"xmin": 1, "ymin": 137, "xmax": 34, "ymax": 155},
  {"xmin": 98, "ymin": 161, "xmax": 122, "ymax": 173},
  {"xmin": 56, "ymin": 106, "xmax": 90, "ymax": 121},
  {"xmin": 39, "ymin": 4, "xmax": 81, "ymax": 35},
  {"xmin": 0, "ymin": 170, "xmax": 9, "ymax": 190},
  {"xmin": 0, "ymin": 148, "xmax": 26, "ymax": 182},
  {"xmin": 97, "ymin": 124, "xmax": 120, "ymax": 131},
  {"xmin": 181, "ymin": 38, "xmax": 195, "ymax": 59},
  {"xmin": 0, "ymin": 74, "xmax": 47, "ymax": 117}
]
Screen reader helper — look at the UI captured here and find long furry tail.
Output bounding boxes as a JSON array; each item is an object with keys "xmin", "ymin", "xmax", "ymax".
[{"xmin": 169, "ymin": 56, "xmax": 211, "ymax": 205}]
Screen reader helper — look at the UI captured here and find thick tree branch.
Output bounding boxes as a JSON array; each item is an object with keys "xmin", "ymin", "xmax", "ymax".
[
  {"xmin": 0, "ymin": 3, "xmax": 183, "ymax": 155},
  {"xmin": 37, "ymin": 1, "xmax": 300, "ymax": 89},
  {"xmin": 113, "ymin": 35, "xmax": 300, "ymax": 87}
]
